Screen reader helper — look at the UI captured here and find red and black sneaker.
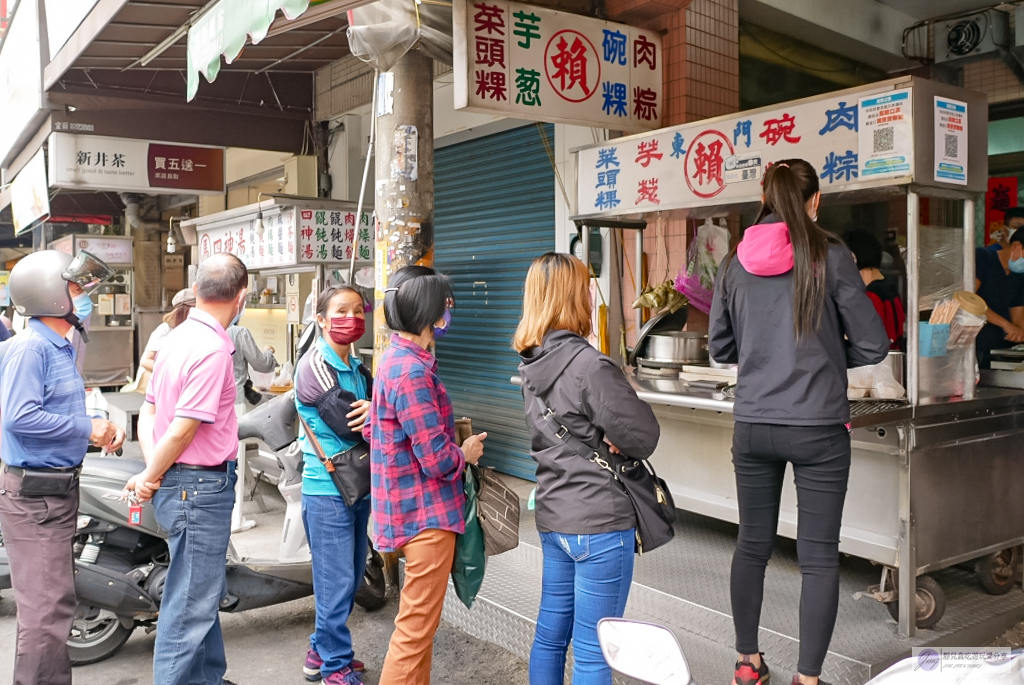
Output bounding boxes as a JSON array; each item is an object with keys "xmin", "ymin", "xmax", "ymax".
[{"xmin": 734, "ymin": 655, "xmax": 771, "ymax": 685}]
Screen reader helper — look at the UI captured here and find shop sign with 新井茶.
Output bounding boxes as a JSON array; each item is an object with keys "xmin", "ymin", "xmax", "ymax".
[
  {"xmin": 48, "ymin": 132, "xmax": 225, "ymax": 195},
  {"xmin": 453, "ymin": 0, "xmax": 661, "ymax": 132},
  {"xmin": 197, "ymin": 207, "xmax": 372, "ymax": 269},
  {"xmin": 575, "ymin": 85, "xmax": 920, "ymax": 217}
]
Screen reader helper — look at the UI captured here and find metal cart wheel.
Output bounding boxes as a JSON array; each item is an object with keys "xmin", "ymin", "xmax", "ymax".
[
  {"xmin": 975, "ymin": 547, "xmax": 1021, "ymax": 596},
  {"xmin": 887, "ymin": 575, "xmax": 946, "ymax": 630}
]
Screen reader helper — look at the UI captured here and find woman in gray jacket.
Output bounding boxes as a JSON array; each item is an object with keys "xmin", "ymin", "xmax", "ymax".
[
  {"xmin": 709, "ymin": 159, "xmax": 889, "ymax": 685},
  {"xmin": 515, "ymin": 252, "xmax": 660, "ymax": 685}
]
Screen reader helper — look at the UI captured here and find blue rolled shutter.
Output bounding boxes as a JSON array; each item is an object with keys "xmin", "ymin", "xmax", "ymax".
[{"xmin": 434, "ymin": 124, "xmax": 555, "ymax": 480}]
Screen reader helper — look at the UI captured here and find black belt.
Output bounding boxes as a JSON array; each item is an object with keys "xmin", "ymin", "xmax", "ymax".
[
  {"xmin": 4, "ymin": 464, "xmax": 82, "ymax": 478},
  {"xmin": 169, "ymin": 462, "xmax": 230, "ymax": 472}
]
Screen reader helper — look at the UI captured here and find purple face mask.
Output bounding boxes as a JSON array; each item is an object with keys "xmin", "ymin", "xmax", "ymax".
[{"xmin": 433, "ymin": 309, "xmax": 452, "ymax": 340}]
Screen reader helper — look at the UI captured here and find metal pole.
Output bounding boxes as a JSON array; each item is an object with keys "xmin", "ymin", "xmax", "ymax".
[
  {"xmin": 581, "ymin": 226, "xmax": 591, "ymax": 270},
  {"xmin": 963, "ymin": 197, "xmax": 977, "ymax": 400},
  {"xmin": 348, "ymin": 71, "xmax": 378, "ymax": 284},
  {"xmin": 372, "ymin": 51, "xmax": 435, "ymax": 368},
  {"xmin": 634, "ymin": 229, "xmax": 644, "ymax": 339},
  {"xmin": 907, "ymin": 191, "xmax": 920, "ymax": 405}
]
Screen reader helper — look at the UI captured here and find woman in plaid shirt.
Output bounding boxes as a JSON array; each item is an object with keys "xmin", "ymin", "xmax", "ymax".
[{"xmin": 362, "ymin": 266, "xmax": 486, "ymax": 685}]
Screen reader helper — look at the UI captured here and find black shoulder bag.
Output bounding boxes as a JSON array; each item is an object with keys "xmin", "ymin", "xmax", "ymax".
[
  {"xmin": 533, "ymin": 397, "xmax": 676, "ymax": 554},
  {"xmin": 299, "ymin": 415, "xmax": 371, "ymax": 507}
]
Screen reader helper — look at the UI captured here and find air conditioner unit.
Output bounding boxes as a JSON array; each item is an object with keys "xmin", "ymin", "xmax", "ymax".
[{"xmin": 935, "ymin": 10, "xmax": 1011, "ymax": 64}]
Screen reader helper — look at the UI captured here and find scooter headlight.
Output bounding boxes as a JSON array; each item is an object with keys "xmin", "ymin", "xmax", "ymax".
[{"xmin": 76, "ymin": 516, "xmax": 93, "ymax": 530}]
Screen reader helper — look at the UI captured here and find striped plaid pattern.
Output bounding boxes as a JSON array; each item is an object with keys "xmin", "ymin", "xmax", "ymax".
[{"xmin": 364, "ymin": 334, "xmax": 466, "ymax": 552}]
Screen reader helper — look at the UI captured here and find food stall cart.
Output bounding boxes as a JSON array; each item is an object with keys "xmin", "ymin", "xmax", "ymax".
[
  {"xmin": 570, "ymin": 76, "xmax": 1022, "ymax": 638},
  {"xmin": 50, "ymin": 234, "xmax": 135, "ymax": 386}
]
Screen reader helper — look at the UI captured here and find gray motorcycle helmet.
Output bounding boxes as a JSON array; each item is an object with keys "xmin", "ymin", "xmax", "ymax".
[
  {"xmin": 10, "ymin": 250, "xmax": 76, "ymax": 318},
  {"xmin": 10, "ymin": 249, "xmax": 114, "ymax": 320}
]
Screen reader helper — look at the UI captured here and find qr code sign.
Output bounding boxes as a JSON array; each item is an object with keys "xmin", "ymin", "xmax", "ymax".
[
  {"xmin": 944, "ymin": 133, "xmax": 958, "ymax": 158},
  {"xmin": 873, "ymin": 127, "xmax": 895, "ymax": 154}
]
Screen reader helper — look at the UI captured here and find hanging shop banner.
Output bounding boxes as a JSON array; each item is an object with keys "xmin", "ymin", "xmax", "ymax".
[
  {"xmin": 576, "ymin": 84, "xmax": 909, "ymax": 217},
  {"xmin": 187, "ymin": 0, "xmax": 308, "ymax": 101},
  {"xmin": 297, "ymin": 209, "xmax": 372, "ymax": 262},
  {"xmin": 453, "ymin": 0, "xmax": 662, "ymax": 132},
  {"xmin": 858, "ymin": 89, "xmax": 913, "ymax": 179},
  {"xmin": 199, "ymin": 206, "xmax": 298, "ymax": 269},
  {"xmin": 933, "ymin": 96, "xmax": 967, "ymax": 185},
  {"xmin": 197, "ymin": 206, "xmax": 373, "ymax": 269},
  {"xmin": 985, "ymin": 177, "xmax": 1018, "ymax": 245},
  {"xmin": 11, "ymin": 148, "xmax": 50, "ymax": 235},
  {"xmin": 50, "ymin": 235, "xmax": 133, "ymax": 264},
  {"xmin": 48, "ymin": 133, "xmax": 225, "ymax": 195}
]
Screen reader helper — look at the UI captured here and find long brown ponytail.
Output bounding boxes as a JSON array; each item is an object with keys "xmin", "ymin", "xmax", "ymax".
[{"xmin": 755, "ymin": 159, "xmax": 829, "ymax": 338}]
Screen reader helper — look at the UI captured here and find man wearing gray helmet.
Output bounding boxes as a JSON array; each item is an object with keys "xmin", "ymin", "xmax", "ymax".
[{"xmin": 0, "ymin": 250, "xmax": 125, "ymax": 685}]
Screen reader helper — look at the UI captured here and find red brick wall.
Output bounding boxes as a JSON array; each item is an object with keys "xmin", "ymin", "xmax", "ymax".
[{"xmin": 604, "ymin": 0, "xmax": 739, "ymax": 344}]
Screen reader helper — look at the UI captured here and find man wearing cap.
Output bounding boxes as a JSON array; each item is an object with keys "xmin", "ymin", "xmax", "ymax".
[
  {"xmin": 126, "ymin": 253, "xmax": 247, "ymax": 685},
  {"xmin": 140, "ymin": 288, "xmax": 197, "ymax": 374},
  {"xmin": 0, "ymin": 250, "xmax": 124, "ymax": 685}
]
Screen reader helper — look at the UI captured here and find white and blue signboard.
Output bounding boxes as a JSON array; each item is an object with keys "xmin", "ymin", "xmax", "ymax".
[
  {"xmin": 857, "ymin": 89, "xmax": 913, "ymax": 179},
  {"xmin": 934, "ymin": 96, "xmax": 968, "ymax": 185}
]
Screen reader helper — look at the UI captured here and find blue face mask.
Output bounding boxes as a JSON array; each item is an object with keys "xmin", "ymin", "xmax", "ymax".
[
  {"xmin": 73, "ymin": 292, "xmax": 93, "ymax": 321},
  {"xmin": 231, "ymin": 299, "xmax": 246, "ymax": 327},
  {"xmin": 1010, "ymin": 257, "xmax": 1024, "ymax": 274},
  {"xmin": 433, "ymin": 309, "xmax": 452, "ymax": 340}
]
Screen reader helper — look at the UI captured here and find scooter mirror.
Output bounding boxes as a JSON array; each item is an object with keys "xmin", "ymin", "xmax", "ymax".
[{"xmin": 597, "ymin": 618, "xmax": 691, "ymax": 685}]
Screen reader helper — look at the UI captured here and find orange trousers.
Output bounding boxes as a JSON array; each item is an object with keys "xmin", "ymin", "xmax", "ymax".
[{"xmin": 379, "ymin": 529, "xmax": 457, "ymax": 685}]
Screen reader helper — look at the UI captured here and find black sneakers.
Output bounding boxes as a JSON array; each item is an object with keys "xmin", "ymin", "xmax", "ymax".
[{"xmin": 734, "ymin": 655, "xmax": 771, "ymax": 685}]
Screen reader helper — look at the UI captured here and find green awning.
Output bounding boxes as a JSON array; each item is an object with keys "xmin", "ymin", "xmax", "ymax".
[{"xmin": 186, "ymin": 0, "xmax": 311, "ymax": 101}]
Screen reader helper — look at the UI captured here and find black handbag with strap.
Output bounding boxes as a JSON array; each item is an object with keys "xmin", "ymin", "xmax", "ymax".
[
  {"xmin": 299, "ymin": 415, "xmax": 371, "ymax": 507},
  {"xmin": 533, "ymin": 397, "xmax": 675, "ymax": 554}
]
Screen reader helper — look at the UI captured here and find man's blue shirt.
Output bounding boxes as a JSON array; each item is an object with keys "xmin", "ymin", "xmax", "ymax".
[{"xmin": 0, "ymin": 319, "xmax": 92, "ymax": 468}]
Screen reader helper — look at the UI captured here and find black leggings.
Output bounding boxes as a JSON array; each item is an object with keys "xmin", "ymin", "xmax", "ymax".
[{"xmin": 730, "ymin": 422, "xmax": 851, "ymax": 677}]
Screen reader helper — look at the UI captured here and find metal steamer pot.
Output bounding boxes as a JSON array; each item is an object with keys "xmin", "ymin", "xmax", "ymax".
[{"xmin": 644, "ymin": 332, "xmax": 709, "ymax": 365}]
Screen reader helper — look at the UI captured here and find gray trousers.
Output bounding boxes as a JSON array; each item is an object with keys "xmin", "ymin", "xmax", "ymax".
[{"xmin": 0, "ymin": 470, "xmax": 79, "ymax": 685}]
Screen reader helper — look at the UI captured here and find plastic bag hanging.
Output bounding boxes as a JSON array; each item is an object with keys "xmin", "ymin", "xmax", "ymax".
[
  {"xmin": 347, "ymin": 0, "xmax": 454, "ymax": 72},
  {"xmin": 451, "ymin": 464, "xmax": 487, "ymax": 608}
]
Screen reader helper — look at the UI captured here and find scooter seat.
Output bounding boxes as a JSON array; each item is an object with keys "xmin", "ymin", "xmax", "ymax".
[
  {"xmin": 237, "ymin": 390, "xmax": 298, "ymax": 451},
  {"xmin": 82, "ymin": 455, "xmax": 146, "ymax": 479}
]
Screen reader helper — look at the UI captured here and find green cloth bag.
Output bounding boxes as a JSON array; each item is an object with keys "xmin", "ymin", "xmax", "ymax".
[{"xmin": 452, "ymin": 465, "xmax": 487, "ymax": 609}]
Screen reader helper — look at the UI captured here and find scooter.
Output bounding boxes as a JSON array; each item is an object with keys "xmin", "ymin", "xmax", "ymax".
[
  {"xmin": 0, "ymin": 389, "xmax": 387, "ymax": 666},
  {"xmin": 596, "ymin": 618, "xmax": 1024, "ymax": 685}
]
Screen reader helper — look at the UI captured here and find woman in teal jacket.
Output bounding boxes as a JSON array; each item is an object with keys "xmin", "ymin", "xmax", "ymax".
[{"xmin": 295, "ymin": 286, "xmax": 372, "ymax": 685}]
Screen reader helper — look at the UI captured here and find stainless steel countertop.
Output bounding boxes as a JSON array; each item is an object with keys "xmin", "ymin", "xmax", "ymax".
[{"xmin": 511, "ymin": 372, "xmax": 1024, "ymax": 428}]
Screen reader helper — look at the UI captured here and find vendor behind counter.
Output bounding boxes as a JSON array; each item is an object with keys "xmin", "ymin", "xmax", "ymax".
[{"xmin": 975, "ymin": 231, "xmax": 1024, "ymax": 369}]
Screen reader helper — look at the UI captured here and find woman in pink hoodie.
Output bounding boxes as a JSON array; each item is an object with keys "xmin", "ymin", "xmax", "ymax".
[{"xmin": 709, "ymin": 159, "xmax": 888, "ymax": 685}]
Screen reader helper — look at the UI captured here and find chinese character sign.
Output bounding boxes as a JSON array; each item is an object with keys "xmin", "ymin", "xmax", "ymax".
[
  {"xmin": 196, "ymin": 208, "xmax": 296, "ymax": 269},
  {"xmin": 298, "ymin": 210, "xmax": 374, "ymax": 263},
  {"xmin": 48, "ymin": 132, "xmax": 225, "ymax": 195},
  {"xmin": 454, "ymin": 0, "xmax": 661, "ymax": 132},
  {"xmin": 576, "ymin": 84, "xmax": 914, "ymax": 217}
]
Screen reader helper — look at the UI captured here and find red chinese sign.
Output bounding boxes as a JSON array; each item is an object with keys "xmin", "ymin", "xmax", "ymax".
[
  {"xmin": 544, "ymin": 30, "xmax": 599, "ymax": 103},
  {"xmin": 685, "ymin": 130, "xmax": 734, "ymax": 199},
  {"xmin": 986, "ymin": 177, "xmax": 1019, "ymax": 245},
  {"xmin": 147, "ymin": 144, "xmax": 224, "ymax": 192}
]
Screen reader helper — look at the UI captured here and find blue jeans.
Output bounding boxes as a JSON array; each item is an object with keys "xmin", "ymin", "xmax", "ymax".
[
  {"xmin": 152, "ymin": 463, "xmax": 237, "ymax": 685},
  {"xmin": 529, "ymin": 529, "xmax": 635, "ymax": 685},
  {"xmin": 301, "ymin": 494, "xmax": 370, "ymax": 676}
]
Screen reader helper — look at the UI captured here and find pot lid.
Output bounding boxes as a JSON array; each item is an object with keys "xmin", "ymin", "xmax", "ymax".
[{"xmin": 628, "ymin": 306, "xmax": 689, "ymax": 368}]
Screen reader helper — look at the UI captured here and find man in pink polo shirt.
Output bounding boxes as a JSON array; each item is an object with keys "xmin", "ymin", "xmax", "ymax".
[{"xmin": 125, "ymin": 253, "xmax": 247, "ymax": 685}]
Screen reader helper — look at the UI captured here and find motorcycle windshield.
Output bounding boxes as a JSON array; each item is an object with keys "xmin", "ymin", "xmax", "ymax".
[{"xmin": 62, "ymin": 250, "xmax": 115, "ymax": 292}]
